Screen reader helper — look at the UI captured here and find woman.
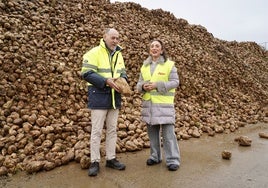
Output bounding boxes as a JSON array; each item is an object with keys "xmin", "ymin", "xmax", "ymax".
[{"xmin": 137, "ymin": 39, "xmax": 181, "ymax": 171}]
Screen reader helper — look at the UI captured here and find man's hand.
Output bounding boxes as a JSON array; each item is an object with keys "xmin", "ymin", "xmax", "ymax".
[{"xmin": 106, "ymin": 78, "xmax": 120, "ymax": 92}]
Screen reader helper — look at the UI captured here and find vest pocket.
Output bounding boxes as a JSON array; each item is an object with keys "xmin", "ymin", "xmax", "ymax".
[{"xmin": 88, "ymin": 86, "xmax": 112, "ymax": 108}]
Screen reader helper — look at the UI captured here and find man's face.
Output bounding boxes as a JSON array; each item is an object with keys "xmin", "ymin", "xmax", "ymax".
[{"xmin": 104, "ymin": 29, "xmax": 119, "ymax": 51}]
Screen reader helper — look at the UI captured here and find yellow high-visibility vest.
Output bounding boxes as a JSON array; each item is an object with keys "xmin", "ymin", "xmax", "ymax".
[
  {"xmin": 141, "ymin": 60, "xmax": 175, "ymax": 104},
  {"xmin": 81, "ymin": 39, "xmax": 125, "ymax": 84},
  {"xmin": 81, "ymin": 39, "xmax": 125, "ymax": 108}
]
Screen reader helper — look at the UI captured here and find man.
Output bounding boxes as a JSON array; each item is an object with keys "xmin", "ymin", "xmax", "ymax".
[{"xmin": 81, "ymin": 28, "xmax": 127, "ymax": 176}]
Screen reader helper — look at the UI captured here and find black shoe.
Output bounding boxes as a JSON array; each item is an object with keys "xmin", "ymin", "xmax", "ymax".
[
  {"xmin": 146, "ymin": 159, "xmax": 161, "ymax": 166},
  {"xmin": 88, "ymin": 162, "xmax": 99, "ymax": 176},
  {"xmin": 106, "ymin": 158, "xmax": 126, "ymax": 170},
  {"xmin": 167, "ymin": 164, "xmax": 179, "ymax": 171}
]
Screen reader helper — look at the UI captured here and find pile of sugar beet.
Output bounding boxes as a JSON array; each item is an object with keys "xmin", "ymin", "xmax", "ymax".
[{"xmin": 0, "ymin": 0, "xmax": 267, "ymax": 176}]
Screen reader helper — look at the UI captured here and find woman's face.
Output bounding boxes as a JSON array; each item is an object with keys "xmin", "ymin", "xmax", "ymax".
[{"xmin": 149, "ymin": 41, "xmax": 163, "ymax": 59}]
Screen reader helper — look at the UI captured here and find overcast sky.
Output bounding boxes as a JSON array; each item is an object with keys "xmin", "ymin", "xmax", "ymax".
[{"xmin": 110, "ymin": 0, "xmax": 268, "ymax": 48}]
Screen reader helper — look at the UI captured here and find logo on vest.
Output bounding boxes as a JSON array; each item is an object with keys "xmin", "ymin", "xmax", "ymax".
[{"xmin": 158, "ymin": 72, "xmax": 166, "ymax": 75}]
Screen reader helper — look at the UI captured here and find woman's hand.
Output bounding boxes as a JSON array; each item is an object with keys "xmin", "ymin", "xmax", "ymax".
[{"xmin": 142, "ymin": 82, "xmax": 156, "ymax": 91}]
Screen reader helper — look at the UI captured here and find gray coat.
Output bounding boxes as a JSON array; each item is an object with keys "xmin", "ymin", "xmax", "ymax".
[{"xmin": 137, "ymin": 56, "xmax": 179, "ymax": 125}]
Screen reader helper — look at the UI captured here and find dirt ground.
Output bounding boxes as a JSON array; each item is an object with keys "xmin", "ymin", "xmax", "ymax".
[{"xmin": 1, "ymin": 123, "xmax": 268, "ymax": 188}]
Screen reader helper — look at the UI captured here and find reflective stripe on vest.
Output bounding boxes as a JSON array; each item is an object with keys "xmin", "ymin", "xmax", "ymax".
[
  {"xmin": 141, "ymin": 60, "xmax": 175, "ymax": 104},
  {"xmin": 81, "ymin": 52, "xmax": 123, "ymax": 84}
]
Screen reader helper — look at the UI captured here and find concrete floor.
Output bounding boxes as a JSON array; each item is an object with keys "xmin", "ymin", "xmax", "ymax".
[{"xmin": 1, "ymin": 123, "xmax": 268, "ymax": 188}]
